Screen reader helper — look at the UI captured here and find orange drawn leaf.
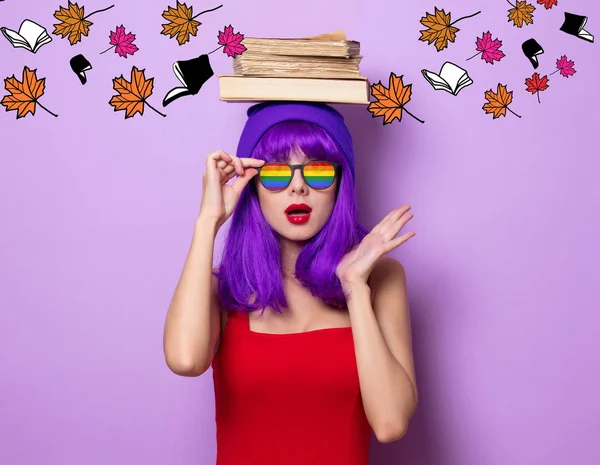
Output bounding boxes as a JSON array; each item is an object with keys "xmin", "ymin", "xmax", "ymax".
[
  {"xmin": 1, "ymin": 66, "xmax": 58, "ymax": 119},
  {"xmin": 507, "ymin": 1, "xmax": 535, "ymax": 28},
  {"xmin": 367, "ymin": 72, "xmax": 424, "ymax": 125},
  {"xmin": 53, "ymin": 2, "xmax": 114, "ymax": 45},
  {"xmin": 419, "ymin": 7, "xmax": 481, "ymax": 51},
  {"xmin": 482, "ymin": 83, "xmax": 521, "ymax": 119},
  {"xmin": 109, "ymin": 66, "xmax": 166, "ymax": 118},
  {"xmin": 161, "ymin": 1, "xmax": 201, "ymax": 45},
  {"xmin": 419, "ymin": 7, "xmax": 459, "ymax": 51}
]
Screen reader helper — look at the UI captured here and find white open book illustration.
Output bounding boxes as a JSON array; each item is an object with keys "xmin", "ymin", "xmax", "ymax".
[
  {"xmin": 421, "ymin": 61, "xmax": 473, "ymax": 96},
  {"xmin": 1, "ymin": 19, "xmax": 52, "ymax": 53}
]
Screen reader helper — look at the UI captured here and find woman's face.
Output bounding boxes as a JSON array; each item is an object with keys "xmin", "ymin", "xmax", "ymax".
[{"xmin": 255, "ymin": 148, "xmax": 338, "ymax": 242}]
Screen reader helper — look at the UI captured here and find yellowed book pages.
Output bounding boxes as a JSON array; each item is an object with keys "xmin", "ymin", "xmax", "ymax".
[
  {"xmin": 233, "ymin": 53, "xmax": 362, "ymax": 78},
  {"xmin": 240, "ymin": 29, "xmax": 359, "ymax": 57}
]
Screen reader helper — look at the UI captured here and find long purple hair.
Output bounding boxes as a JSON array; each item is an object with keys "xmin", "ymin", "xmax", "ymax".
[{"xmin": 214, "ymin": 120, "xmax": 369, "ymax": 314}]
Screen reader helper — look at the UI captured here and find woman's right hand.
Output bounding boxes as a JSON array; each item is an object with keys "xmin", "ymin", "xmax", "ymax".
[{"xmin": 199, "ymin": 150, "xmax": 265, "ymax": 227}]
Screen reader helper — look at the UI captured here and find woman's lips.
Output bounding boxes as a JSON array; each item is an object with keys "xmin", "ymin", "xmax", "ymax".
[{"xmin": 286, "ymin": 211, "xmax": 311, "ymax": 224}]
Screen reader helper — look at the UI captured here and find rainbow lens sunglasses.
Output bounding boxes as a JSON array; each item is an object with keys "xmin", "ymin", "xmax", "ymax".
[{"xmin": 257, "ymin": 160, "xmax": 341, "ymax": 192}]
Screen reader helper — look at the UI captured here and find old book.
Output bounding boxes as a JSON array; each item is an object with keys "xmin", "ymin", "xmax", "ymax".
[
  {"xmin": 218, "ymin": 74, "xmax": 370, "ymax": 104},
  {"xmin": 239, "ymin": 29, "xmax": 360, "ymax": 57},
  {"xmin": 233, "ymin": 53, "xmax": 363, "ymax": 78}
]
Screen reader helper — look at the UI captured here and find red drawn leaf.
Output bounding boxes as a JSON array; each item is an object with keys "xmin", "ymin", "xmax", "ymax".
[
  {"xmin": 217, "ymin": 25, "xmax": 246, "ymax": 57},
  {"xmin": 537, "ymin": 0, "xmax": 557, "ymax": 9},
  {"xmin": 525, "ymin": 72, "xmax": 549, "ymax": 103}
]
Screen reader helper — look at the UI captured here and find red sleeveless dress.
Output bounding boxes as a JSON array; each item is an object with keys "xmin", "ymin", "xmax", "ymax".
[{"xmin": 211, "ymin": 310, "xmax": 373, "ymax": 465}]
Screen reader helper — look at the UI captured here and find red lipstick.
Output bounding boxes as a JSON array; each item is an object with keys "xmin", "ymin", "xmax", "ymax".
[{"xmin": 285, "ymin": 203, "xmax": 312, "ymax": 225}]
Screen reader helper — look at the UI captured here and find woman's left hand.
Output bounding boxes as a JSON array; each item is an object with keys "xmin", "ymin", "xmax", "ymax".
[{"xmin": 335, "ymin": 205, "xmax": 415, "ymax": 288}]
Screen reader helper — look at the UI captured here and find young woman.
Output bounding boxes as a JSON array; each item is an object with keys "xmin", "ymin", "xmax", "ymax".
[{"xmin": 163, "ymin": 101, "xmax": 418, "ymax": 464}]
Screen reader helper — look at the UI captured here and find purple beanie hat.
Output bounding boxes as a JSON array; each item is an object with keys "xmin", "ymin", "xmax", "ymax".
[{"xmin": 235, "ymin": 101, "xmax": 356, "ymax": 181}]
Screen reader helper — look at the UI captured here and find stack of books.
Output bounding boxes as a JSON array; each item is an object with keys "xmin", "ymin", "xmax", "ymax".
[{"xmin": 218, "ymin": 29, "xmax": 370, "ymax": 104}]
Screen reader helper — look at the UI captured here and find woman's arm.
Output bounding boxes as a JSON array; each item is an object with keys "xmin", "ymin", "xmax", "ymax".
[{"xmin": 163, "ymin": 215, "xmax": 223, "ymax": 377}]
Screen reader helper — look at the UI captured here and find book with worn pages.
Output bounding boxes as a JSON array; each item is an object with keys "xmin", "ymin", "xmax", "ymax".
[
  {"xmin": 233, "ymin": 53, "xmax": 363, "ymax": 78},
  {"xmin": 219, "ymin": 29, "xmax": 370, "ymax": 104}
]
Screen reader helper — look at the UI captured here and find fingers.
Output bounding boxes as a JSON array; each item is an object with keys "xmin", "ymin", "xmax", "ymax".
[
  {"xmin": 230, "ymin": 167, "xmax": 259, "ymax": 195},
  {"xmin": 208, "ymin": 150, "xmax": 265, "ymax": 176},
  {"xmin": 384, "ymin": 208, "xmax": 414, "ymax": 243},
  {"xmin": 373, "ymin": 205, "xmax": 411, "ymax": 234},
  {"xmin": 387, "ymin": 231, "xmax": 416, "ymax": 252}
]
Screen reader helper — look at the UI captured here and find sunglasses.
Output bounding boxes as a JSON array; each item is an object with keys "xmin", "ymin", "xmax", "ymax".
[{"xmin": 257, "ymin": 160, "xmax": 341, "ymax": 192}]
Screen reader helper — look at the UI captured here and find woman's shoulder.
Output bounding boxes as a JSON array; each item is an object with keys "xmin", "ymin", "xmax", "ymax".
[{"xmin": 369, "ymin": 256, "xmax": 405, "ymax": 297}]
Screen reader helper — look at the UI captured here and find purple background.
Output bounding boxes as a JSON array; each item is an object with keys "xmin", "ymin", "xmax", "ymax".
[{"xmin": 1, "ymin": 0, "xmax": 599, "ymax": 464}]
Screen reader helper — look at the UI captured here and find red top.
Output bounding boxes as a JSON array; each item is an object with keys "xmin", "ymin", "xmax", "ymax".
[{"xmin": 211, "ymin": 310, "xmax": 373, "ymax": 465}]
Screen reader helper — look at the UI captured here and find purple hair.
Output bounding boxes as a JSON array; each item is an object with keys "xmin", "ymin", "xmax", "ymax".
[{"xmin": 214, "ymin": 120, "xmax": 369, "ymax": 315}]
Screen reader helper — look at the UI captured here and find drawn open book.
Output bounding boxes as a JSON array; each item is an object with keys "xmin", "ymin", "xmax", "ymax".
[
  {"xmin": 560, "ymin": 12, "xmax": 595, "ymax": 43},
  {"xmin": 163, "ymin": 54, "xmax": 214, "ymax": 107},
  {"xmin": 1, "ymin": 19, "xmax": 52, "ymax": 53},
  {"xmin": 421, "ymin": 61, "xmax": 473, "ymax": 96},
  {"xmin": 522, "ymin": 38, "xmax": 544, "ymax": 69}
]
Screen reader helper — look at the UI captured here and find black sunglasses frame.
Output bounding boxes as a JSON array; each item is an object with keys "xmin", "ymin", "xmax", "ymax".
[{"xmin": 257, "ymin": 160, "xmax": 341, "ymax": 191}]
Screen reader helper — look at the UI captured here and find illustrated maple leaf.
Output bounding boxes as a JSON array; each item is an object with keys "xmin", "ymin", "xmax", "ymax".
[
  {"xmin": 525, "ymin": 72, "xmax": 549, "ymax": 103},
  {"xmin": 100, "ymin": 25, "xmax": 139, "ymax": 57},
  {"xmin": 216, "ymin": 25, "xmax": 246, "ymax": 57},
  {"xmin": 482, "ymin": 83, "xmax": 521, "ymax": 119},
  {"xmin": 367, "ymin": 72, "xmax": 424, "ymax": 125},
  {"xmin": 537, "ymin": 0, "xmax": 557, "ymax": 9},
  {"xmin": 467, "ymin": 31, "xmax": 505, "ymax": 64},
  {"xmin": 53, "ymin": 2, "xmax": 115, "ymax": 45},
  {"xmin": 550, "ymin": 55, "xmax": 576, "ymax": 78},
  {"xmin": 161, "ymin": 2, "xmax": 223, "ymax": 45},
  {"xmin": 109, "ymin": 66, "xmax": 166, "ymax": 118},
  {"xmin": 2, "ymin": 66, "xmax": 58, "ymax": 119},
  {"xmin": 507, "ymin": 1, "xmax": 535, "ymax": 28},
  {"xmin": 419, "ymin": 7, "xmax": 481, "ymax": 51}
]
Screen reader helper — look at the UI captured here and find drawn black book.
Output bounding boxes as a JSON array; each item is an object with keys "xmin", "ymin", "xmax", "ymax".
[
  {"xmin": 522, "ymin": 38, "xmax": 544, "ymax": 69},
  {"xmin": 1, "ymin": 19, "xmax": 52, "ymax": 53},
  {"xmin": 421, "ymin": 61, "xmax": 473, "ymax": 96},
  {"xmin": 70, "ymin": 54, "xmax": 92, "ymax": 85},
  {"xmin": 163, "ymin": 54, "xmax": 214, "ymax": 107},
  {"xmin": 560, "ymin": 12, "xmax": 594, "ymax": 42}
]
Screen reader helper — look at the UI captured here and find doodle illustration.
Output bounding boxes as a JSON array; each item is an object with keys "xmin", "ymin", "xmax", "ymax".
[
  {"xmin": 163, "ymin": 54, "xmax": 213, "ymax": 106},
  {"xmin": 1, "ymin": 19, "xmax": 53, "ymax": 53},
  {"xmin": 550, "ymin": 56, "xmax": 576, "ymax": 78},
  {"xmin": 70, "ymin": 54, "xmax": 92, "ymax": 84},
  {"xmin": 525, "ymin": 73, "xmax": 549, "ymax": 103},
  {"xmin": 467, "ymin": 32, "xmax": 505, "ymax": 64},
  {"xmin": 367, "ymin": 72, "xmax": 424, "ymax": 125},
  {"xmin": 214, "ymin": 25, "xmax": 246, "ymax": 57},
  {"xmin": 482, "ymin": 84, "xmax": 521, "ymax": 119},
  {"xmin": 53, "ymin": 2, "xmax": 115, "ymax": 45},
  {"xmin": 163, "ymin": 25, "xmax": 245, "ymax": 106},
  {"xmin": 419, "ymin": 7, "xmax": 481, "ymax": 52},
  {"xmin": 161, "ymin": 2, "xmax": 223, "ymax": 45},
  {"xmin": 421, "ymin": 62, "xmax": 473, "ymax": 96},
  {"xmin": 522, "ymin": 38, "xmax": 544, "ymax": 69},
  {"xmin": 2, "ymin": 66, "xmax": 58, "ymax": 119},
  {"xmin": 560, "ymin": 12, "xmax": 594, "ymax": 43},
  {"xmin": 109, "ymin": 66, "xmax": 166, "ymax": 118},
  {"xmin": 507, "ymin": 1, "xmax": 535, "ymax": 28},
  {"xmin": 537, "ymin": 0, "xmax": 557, "ymax": 10},
  {"xmin": 100, "ymin": 25, "xmax": 139, "ymax": 58}
]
